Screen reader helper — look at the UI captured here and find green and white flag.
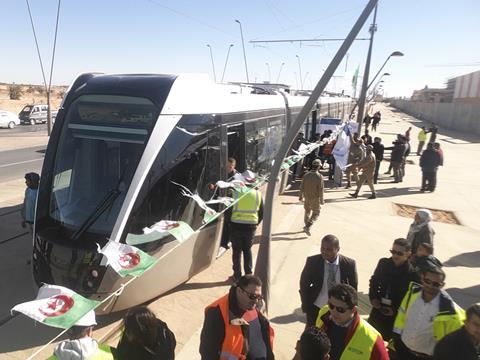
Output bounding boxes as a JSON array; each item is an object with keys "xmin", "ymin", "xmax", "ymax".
[
  {"xmin": 143, "ymin": 220, "xmax": 195, "ymax": 243},
  {"xmin": 99, "ymin": 240, "xmax": 159, "ymax": 277},
  {"xmin": 11, "ymin": 284, "xmax": 99, "ymax": 329}
]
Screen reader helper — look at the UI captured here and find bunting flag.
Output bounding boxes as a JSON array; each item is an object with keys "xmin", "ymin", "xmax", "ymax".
[
  {"xmin": 98, "ymin": 241, "xmax": 158, "ymax": 277},
  {"xmin": 171, "ymin": 181, "xmax": 218, "ymax": 221},
  {"xmin": 332, "ymin": 125, "xmax": 351, "ymax": 170},
  {"xmin": 142, "ymin": 220, "xmax": 195, "ymax": 244},
  {"xmin": 11, "ymin": 284, "xmax": 100, "ymax": 329}
]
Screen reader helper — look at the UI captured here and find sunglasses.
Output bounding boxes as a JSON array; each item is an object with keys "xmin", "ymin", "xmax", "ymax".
[
  {"xmin": 240, "ymin": 287, "xmax": 263, "ymax": 301},
  {"xmin": 390, "ymin": 249, "xmax": 405, "ymax": 256},
  {"xmin": 423, "ymin": 278, "xmax": 443, "ymax": 288},
  {"xmin": 328, "ymin": 302, "xmax": 349, "ymax": 314}
]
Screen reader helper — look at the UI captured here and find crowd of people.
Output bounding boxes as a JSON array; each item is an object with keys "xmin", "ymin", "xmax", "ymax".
[{"xmin": 34, "ymin": 114, "xmax": 478, "ymax": 360}]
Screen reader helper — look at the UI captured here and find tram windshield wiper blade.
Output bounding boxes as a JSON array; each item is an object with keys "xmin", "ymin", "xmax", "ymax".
[{"xmin": 70, "ymin": 189, "xmax": 120, "ymax": 242}]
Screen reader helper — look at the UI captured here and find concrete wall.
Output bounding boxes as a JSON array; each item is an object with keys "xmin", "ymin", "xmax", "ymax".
[{"xmin": 389, "ymin": 99, "xmax": 480, "ymax": 135}]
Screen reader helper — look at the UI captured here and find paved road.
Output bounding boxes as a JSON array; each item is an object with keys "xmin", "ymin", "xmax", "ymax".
[
  {"xmin": 0, "ymin": 124, "xmax": 47, "ymax": 136},
  {"xmin": 0, "ymin": 146, "xmax": 45, "ymax": 183}
]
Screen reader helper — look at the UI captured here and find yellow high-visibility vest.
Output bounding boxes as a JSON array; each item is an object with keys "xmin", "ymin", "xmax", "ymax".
[
  {"xmin": 231, "ymin": 189, "xmax": 261, "ymax": 225},
  {"xmin": 393, "ymin": 282, "xmax": 465, "ymax": 341},
  {"xmin": 315, "ymin": 305, "xmax": 381, "ymax": 360}
]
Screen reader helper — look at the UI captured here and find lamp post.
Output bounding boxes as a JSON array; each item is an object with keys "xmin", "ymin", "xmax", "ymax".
[
  {"xmin": 303, "ymin": 72, "xmax": 310, "ymax": 89},
  {"xmin": 366, "ymin": 52, "xmax": 402, "ymax": 91},
  {"xmin": 265, "ymin": 62, "xmax": 271, "ymax": 82},
  {"xmin": 235, "ymin": 20, "xmax": 249, "ymax": 83},
  {"xmin": 296, "ymin": 54, "xmax": 303, "ymax": 89},
  {"xmin": 276, "ymin": 62, "xmax": 285, "ymax": 83},
  {"xmin": 206, "ymin": 44, "xmax": 217, "ymax": 82},
  {"xmin": 221, "ymin": 44, "xmax": 234, "ymax": 83}
]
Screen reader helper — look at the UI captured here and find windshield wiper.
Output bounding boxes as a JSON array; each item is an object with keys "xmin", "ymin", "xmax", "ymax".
[{"xmin": 70, "ymin": 188, "xmax": 120, "ymax": 242}]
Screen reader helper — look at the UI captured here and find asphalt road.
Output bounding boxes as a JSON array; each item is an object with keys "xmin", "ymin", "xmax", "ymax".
[
  {"xmin": 0, "ymin": 123, "xmax": 47, "ymax": 136},
  {"xmin": 0, "ymin": 146, "xmax": 45, "ymax": 183}
]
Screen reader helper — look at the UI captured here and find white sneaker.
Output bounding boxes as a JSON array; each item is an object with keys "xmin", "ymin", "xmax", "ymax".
[{"xmin": 216, "ymin": 247, "xmax": 228, "ymax": 259}]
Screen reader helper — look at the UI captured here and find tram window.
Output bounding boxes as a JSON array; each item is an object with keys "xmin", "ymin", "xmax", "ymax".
[
  {"xmin": 123, "ymin": 121, "xmax": 220, "ymax": 247},
  {"xmin": 245, "ymin": 120, "xmax": 267, "ymax": 176},
  {"xmin": 48, "ymin": 95, "xmax": 157, "ymax": 237}
]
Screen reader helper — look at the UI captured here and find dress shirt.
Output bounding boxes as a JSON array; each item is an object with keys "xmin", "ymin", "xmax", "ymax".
[
  {"xmin": 314, "ymin": 256, "xmax": 340, "ymax": 308},
  {"xmin": 401, "ymin": 292, "xmax": 440, "ymax": 355}
]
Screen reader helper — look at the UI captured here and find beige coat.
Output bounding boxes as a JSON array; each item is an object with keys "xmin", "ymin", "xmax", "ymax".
[
  {"xmin": 300, "ymin": 170, "xmax": 324, "ymax": 205},
  {"xmin": 355, "ymin": 152, "xmax": 376, "ymax": 178}
]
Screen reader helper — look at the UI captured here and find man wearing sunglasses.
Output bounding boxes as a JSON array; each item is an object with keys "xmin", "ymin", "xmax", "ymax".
[
  {"xmin": 315, "ymin": 284, "xmax": 388, "ymax": 360},
  {"xmin": 392, "ymin": 266, "xmax": 465, "ymax": 359},
  {"xmin": 368, "ymin": 238, "xmax": 419, "ymax": 341},
  {"xmin": 200, "ymin": 275, "xmax": 274, "ymax": 360},
  {"xmin": 300, "ymin": 234, "xmax": 357, "ymax": 326}
]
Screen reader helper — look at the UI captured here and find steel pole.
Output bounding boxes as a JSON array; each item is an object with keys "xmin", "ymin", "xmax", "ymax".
[
  {"xmin": 356, "ymin": 3, "xmax": 378, "ymax": 124},
  {"xmin": 235, "ymin": 20, "xmax": 249, "ymax": 83},
  {"xmin": 276, "ymin": 62, "xmax": 285, "ymax": 83},
  {"xmin": 221, "ymin": 44, "xmax": 234, "ymax": 83},
  {"xmin": 296, "ymin": 55, "xmax": 303, "ymax": 89},
  {"xmin": 206, "ymin": 44, "xmax": 217, "ymax": 82},
  {"xmin": 254, "ymin": 0, "xmax": 379, "ymax": 312}
]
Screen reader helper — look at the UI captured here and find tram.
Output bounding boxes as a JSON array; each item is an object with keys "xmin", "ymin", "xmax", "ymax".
[{"xmin": 32, "ymin": 73, "xmax": 351, "ymax": 312}]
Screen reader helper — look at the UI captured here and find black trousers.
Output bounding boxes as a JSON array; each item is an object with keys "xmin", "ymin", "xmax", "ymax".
[
  {"xmin": 230, "ymin": 224, "xmax": 256, "ymax": 278},
  {"xmin": 374, "ymin": 160, "xmax": 381, "ymax": 183},
  {"xmin": 220, "ymin": 208, "xmax": 232, "ymax": 248},
  {"xmin": 393, "ymin": 337, "xmax": 433, "ymax": 360},
  {"xmin": 305, "ymin": 305, "xmax": 320, "ymax": 326},
  {"xmin": 421, "ymin": 171, "xmax": 437, "ymax": 191}
]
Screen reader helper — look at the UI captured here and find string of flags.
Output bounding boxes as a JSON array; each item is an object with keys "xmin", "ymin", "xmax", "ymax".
[{"xmin": 11, "ymin": 133, "xmax": 340, "ymax": 359}]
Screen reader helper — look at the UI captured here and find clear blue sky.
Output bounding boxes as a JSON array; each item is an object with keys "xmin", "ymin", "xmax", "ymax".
[{"xmin": 1, "ymin": 0, "xmax": 479, "ymax": 97}]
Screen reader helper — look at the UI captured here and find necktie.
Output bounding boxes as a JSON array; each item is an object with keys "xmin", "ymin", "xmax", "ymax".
[{"xmin": 327, "ymin": 263, "xmax": 336, "ymax": 290}]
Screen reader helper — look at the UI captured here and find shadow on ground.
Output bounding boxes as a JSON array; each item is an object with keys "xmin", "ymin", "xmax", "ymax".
[
  {"xmin": 446, "ymin": 284, "xmax": 480, "ymax": 309},
  {"xmin": 443, "ymin": 251, "xmax": 480, "ymax": 268}
]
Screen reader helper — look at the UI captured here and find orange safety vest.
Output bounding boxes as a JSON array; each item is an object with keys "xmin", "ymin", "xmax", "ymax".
[{"xmin": 205, "ymin": 294, "xmax": 274, "ymax": 360}]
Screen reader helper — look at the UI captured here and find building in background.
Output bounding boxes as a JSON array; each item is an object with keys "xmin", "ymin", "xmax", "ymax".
[{"xmin": 450, "ymin": 69, "xmax": 480, "ymax": 103}]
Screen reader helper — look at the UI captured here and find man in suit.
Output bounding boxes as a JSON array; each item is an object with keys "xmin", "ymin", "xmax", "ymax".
[{"xmin": 299, "ymin": 234, "xmax": 358, "ymax": 326}]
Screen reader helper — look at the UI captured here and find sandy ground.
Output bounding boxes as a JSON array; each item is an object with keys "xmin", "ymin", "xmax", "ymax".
[{"xmin": 0, "ymin": 84, "xmax": 65, "ymax": 114}]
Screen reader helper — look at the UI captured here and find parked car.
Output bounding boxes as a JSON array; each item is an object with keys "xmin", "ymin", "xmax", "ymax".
[
  {"xmin": 18, "ymin": 104, "xmax": 57, "ymax": 125},
  {"xmin": 0, "ymin": 110, "xmax": 20, "ymax": 129}
]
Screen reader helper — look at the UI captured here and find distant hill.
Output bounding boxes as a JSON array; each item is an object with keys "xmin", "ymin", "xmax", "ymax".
[{"xmin": 0, "ymin": 83, "xmax": 68, "ymax": 114}]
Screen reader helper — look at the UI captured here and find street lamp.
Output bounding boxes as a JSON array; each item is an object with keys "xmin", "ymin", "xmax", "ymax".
[
  {"xmin": 276, "ymin": 62, "xmax": 285, "ymax": 83},
  {"xmin": 235, "ymin": 20, "xmax": 249, "ymax": 83},
  {"xmin": 296, "ymin": 55, "xmax": 303, "ymax": 89},
  {"xmin": 221, "ymin": 44, "xmax": 234, "ymax": 83},
  {"xmin": 366, "ymin": 51, "xmax": 403, "ymax": 90},
  {"xmin": 206, "ymin": 44, "xmax": 217, "ymax": 82},
  {"xmin": 265, "ymin": 62, "xmax": 271, "ymax": 82}
]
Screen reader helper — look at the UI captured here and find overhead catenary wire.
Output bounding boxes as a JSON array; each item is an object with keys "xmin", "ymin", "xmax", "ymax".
[{"xmin": 25, "ymin": 0, "xmax": 48, "ymax": 91}]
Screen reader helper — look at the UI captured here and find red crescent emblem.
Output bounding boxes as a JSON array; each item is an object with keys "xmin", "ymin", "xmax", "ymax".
[
  {"xmin": 39, "ymin": 295, "xmax": 75, "ymax": 317},
  {"xmin": 159, "ymin": 222, "xmax": 180, "ymax": 231},
  {"xmin": 118, "ymin": 252, "xmax": 141, "ymax": 269}
]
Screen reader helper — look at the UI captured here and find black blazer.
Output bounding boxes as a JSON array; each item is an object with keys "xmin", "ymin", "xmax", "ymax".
[{"xmin": 299, "ymin": 254, "xmax": 357, "ymax": 312}]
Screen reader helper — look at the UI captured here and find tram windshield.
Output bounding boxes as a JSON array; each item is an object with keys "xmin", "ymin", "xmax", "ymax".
[{"xmin": 49, "ymin": 95, "xmax": 158, "ymax": 236}]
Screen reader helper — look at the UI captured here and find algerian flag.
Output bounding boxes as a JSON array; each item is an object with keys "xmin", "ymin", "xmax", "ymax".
[
  {"xmin": 143, "ymin": 220, "xmax": 195, "ymax": 243},
  {"xmin": 352, "ymin": 65, "xmax": 360, "ymax": 89},
  {"xmin": 11, "ymin": 284, "xmax": 99, "ymax": 329},
  {"xmin": 98, "ymin": 241, "xmax": 158, "ymax": 277}
]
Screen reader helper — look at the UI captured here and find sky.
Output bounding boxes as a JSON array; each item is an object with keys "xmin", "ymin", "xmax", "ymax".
[{"xmin": 1, "ymin": 0, "xmax": 479, "ymax": 97}]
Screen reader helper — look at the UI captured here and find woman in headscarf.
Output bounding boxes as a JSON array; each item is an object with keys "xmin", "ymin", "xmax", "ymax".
[{"xmin": 406, "ymin": 209, "xmax": 435, "ymax": 254}]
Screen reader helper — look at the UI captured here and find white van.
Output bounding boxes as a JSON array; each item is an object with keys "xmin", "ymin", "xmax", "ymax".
[{"xmin": 18, "ymin": 104, "xmax": 57, "ymax": 125}]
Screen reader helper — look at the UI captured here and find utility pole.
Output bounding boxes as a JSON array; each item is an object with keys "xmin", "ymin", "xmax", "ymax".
[
  {"xmin": 356, "ymin": 3, "xmax": 378, "ymax": 124},
  {"xmin": 235, "ymin": 20, "xmax": 249, "ymax": 83},
  {"xmin": 254, "ymin": 0, "xmax": 379, "ymax": 312}
]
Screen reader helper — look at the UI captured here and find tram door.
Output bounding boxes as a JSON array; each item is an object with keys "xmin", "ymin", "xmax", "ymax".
[{"xmin": 225, "ymin": 123, "xmax": 246, "ymax": 175}]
